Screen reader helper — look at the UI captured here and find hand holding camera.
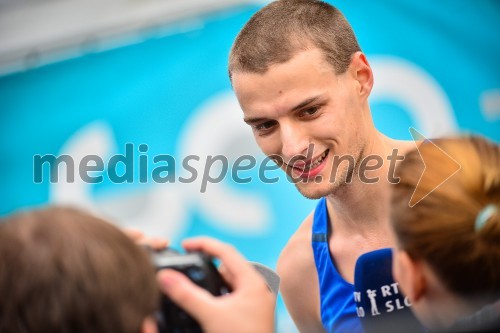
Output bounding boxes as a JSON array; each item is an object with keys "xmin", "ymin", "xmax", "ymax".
[
  {"xmin": 151, "ymin": 247, "xmax": 231, "ymax": 333},
  {"xmin": 155, "ymin": 237, "xmax": 276, "ymax": 333}
]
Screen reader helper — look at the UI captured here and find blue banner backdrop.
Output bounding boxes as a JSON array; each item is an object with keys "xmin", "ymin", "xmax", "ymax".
[{"xmin": 1, "ymin": 1, "xmax": 499, "ymax": 332}]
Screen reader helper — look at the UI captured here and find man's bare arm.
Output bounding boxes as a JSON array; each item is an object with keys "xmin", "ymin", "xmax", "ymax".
[{"xmin": 277, "ymin": 213, "xmax": 326, "ymax": 333}]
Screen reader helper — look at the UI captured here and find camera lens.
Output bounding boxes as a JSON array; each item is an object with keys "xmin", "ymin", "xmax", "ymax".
[{"xmin": 186, "ymin": 267, "xmax": 206, "ymax": 282}]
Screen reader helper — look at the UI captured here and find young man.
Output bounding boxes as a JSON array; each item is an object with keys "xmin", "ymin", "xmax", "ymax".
[{"xmin": 229, "ymin": 1, "xmax": 414, "ymax": 332}]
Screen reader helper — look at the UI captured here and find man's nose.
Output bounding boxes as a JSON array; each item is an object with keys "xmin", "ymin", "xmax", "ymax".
[{"xmin": 280, "ymin": 121, "xmax": 309, "ymax": 161}]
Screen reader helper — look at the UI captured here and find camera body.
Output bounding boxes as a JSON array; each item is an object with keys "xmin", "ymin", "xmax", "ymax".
[{"xmin": 151, "ymin": 248, "xmax": 231, "ymax": 333}]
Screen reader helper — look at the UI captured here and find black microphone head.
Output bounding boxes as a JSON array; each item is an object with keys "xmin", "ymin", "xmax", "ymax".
[{"xmin": 354, "ymin": 248, "xmax": 425, "ymax": 333}]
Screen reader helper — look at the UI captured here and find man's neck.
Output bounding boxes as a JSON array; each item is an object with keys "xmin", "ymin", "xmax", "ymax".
[
  {"xmin": 325, "ymin": 134, "xmax": 414, "ymax": 238},
  {"xmin": 326, "ymin": 175, "xmax": 392, "ymax": 237}
]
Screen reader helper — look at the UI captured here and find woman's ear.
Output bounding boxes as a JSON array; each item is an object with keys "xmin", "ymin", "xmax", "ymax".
[
  {"xmin": 393, "ymin": 249, "xmax": 427, "ymax": 303},
  {"xmin": 140, "ymin": 316, "xmax": 158, "ymax": 333}
]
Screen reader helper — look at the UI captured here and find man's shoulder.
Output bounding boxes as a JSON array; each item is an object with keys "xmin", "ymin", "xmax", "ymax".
[{"xmin": 277, "ymin": 211, "xmax": 315, "ymax": 278}]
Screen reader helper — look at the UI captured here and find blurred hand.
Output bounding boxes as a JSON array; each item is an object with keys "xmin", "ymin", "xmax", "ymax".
[
  {"xmin": 123, "ymin": 228, "xmax": 168, "ymax": 250},
  {"xmin": 157, "ymin": 237, "xmax": 276, "ymax": 333}
]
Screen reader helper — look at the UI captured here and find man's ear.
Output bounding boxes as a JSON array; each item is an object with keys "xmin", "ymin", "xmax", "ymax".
[
  {"xmin": 140, "ymin": 316, "xmax": 158, "ymax": 333},
  {"xmin": 350, "ymin": 51, "xmax": 374, "ymax": 99},
  {"xmin": 393, "ymin": 250, "xmax": 427, "ymax": 303}
]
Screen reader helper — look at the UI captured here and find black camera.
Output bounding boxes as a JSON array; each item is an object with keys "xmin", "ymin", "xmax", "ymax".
[{"xmin": 151, "ymin": 248, "xmax": 231, "ymax": 333}]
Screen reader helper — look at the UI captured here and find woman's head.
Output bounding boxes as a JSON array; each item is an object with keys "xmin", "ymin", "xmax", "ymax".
[{"xmin": 390, "ymin": 136, "xmax": 500, "ymax": 328}]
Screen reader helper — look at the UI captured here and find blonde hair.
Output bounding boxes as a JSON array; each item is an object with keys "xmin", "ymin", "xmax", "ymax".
[{"xmin": 391, "ymin": 136, "xmax": 500, "ymax": 300}]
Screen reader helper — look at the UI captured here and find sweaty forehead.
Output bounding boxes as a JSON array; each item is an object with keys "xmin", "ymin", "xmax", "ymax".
[{"xmin": 232, "ymin": 48, "xmax": 336, "ymax": 115}]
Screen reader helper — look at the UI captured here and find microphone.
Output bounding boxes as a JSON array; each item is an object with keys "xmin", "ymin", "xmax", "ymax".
[
  {"xmin": 250, "ymin": 262, "xmax": 280, "ymax": 295},
  {"xmin": 353, "ymin": 248, "xmax": 425, "ymax": 333}
]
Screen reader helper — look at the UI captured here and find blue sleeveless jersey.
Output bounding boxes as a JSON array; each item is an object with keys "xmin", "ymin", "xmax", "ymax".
[{"xmin": 312, "ymin": 197, "xmax": 364, "ymax": 333}]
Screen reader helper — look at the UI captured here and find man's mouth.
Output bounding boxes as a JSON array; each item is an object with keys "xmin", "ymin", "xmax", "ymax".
[{"xmin": 288, "ymin": 149, "xmax": 329, "ymax": 178}]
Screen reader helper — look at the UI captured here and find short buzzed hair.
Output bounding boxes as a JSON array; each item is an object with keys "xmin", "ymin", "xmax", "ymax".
[{"xmin": 229, "ymin": 0, "xmax": 361, "ymax": 80}]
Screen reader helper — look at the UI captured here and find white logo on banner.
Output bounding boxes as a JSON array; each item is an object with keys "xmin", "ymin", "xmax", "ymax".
[
  {"xmin": 50, "ymin": 92, "xmax": 271, "ymax": 240},
  {"xmin": 370, "ymin": 56, "xmax": 458, "ymax": 137}
]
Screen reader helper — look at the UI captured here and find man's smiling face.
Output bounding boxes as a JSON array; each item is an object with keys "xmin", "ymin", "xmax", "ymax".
[{"xmin": 232, "ymin": 48, "xmax": 373, "ymax": 199}]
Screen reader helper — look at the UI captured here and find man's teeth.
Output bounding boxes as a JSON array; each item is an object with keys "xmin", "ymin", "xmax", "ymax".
[{"xmin": 300, "ymin": 150, "xmax": 328, "ymax": 171}]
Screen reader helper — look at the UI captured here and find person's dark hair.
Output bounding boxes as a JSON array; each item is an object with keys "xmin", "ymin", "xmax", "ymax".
[
  {"xmin": 228, "ymin": 0, "xmax": 361, "ymax": 80},
  {"xmin": 391, "ymin": 136, "xmax": 500, "ymax": 301},
  {"xmin": 0, "ymin": 206, "xmax": 159, "ymax": 333}
]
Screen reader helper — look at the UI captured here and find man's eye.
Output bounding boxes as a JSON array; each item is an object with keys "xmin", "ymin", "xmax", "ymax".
[
  {"xmin": 300, "ymin": 106, "xmax": 319, "ymax": 117},
  {"xmin": 255, "ymin": 121, "xmax": 277, "ymax": 131}
]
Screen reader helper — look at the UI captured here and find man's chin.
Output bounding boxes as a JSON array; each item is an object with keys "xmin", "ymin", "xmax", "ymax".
[{"xmin": 294, "ymin": 179, "xmax": 340, "ymax": 200}]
